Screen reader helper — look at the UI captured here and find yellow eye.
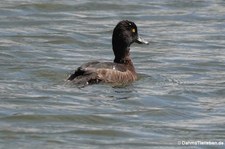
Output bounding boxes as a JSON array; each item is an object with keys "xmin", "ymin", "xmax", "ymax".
[{"xmin": 132, "ymin": 28, "xmax": 136, "ymax": 33}]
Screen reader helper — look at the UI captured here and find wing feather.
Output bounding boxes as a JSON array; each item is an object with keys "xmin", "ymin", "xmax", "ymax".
[{"xmin": 67, "ymin": 61, "xmax": 130, "ymax": 85}]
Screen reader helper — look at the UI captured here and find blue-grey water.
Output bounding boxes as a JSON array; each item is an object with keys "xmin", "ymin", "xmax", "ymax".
[{"xmin": 0, "ymin": 0, "xmax": 225, "ymax": 149}]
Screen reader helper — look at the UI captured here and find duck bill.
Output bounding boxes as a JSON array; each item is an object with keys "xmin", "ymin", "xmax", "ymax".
[{"xmin": 135, "ymin": 36, "xmax": 149, "ymax": 45}]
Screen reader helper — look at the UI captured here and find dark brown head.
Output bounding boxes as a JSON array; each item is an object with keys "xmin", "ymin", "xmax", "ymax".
[{"xmin": 112, "ymin": 20, "xmax": 148, "ymax": 63}]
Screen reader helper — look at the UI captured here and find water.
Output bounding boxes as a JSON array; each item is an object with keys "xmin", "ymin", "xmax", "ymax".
[{"xmin": 0, "ymin": 0, "xmax": 225, "ymax": 148}]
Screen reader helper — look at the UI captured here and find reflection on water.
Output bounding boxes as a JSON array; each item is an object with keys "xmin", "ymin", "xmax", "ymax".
[{"xmin": 0, "ymin": 0, "xmax": 225, "ymax": 148}]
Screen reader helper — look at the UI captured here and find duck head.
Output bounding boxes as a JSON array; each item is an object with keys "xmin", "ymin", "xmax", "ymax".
[{"xmin": 112, "ymin": 20, "xmax": 149, "ymax": 63}]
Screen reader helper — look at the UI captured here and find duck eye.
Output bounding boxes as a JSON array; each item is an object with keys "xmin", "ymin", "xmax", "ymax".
[{"xmin": 132, "ymin": 28, "xmax": 136, "ymax": 33}]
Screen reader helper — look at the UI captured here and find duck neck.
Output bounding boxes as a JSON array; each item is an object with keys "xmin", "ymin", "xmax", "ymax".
[
  {"xmin": 112, "ymin": 31, "xmax": 132, "ymax": 64},
  {"xmin": 113, "ymin": 47, "xmax": 130, "ymax": 64},
  {"xmin": 113, "ymin": 47, "xmax": 136, "ymax": 73}
]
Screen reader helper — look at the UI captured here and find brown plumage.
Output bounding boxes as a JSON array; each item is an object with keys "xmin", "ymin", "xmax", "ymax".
[{"xmin": 67, "ymin": 20, "xmax": 148, "ymax": 86}]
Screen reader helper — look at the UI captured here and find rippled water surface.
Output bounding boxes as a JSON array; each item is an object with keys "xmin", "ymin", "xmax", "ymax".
[{"xmin": 1, "ymin": 0, "xmax": 225, "ymax": 148}]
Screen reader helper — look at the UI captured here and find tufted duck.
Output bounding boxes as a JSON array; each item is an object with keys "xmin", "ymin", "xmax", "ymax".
[{"xmin": 67, "ymin": 20, "xmax": 149, "ymax": 86}]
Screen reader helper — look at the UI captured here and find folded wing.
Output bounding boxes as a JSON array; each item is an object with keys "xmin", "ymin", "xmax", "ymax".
[{"xmin": 67, "ymin": 61, "xmax": 136, "ymax": 85}]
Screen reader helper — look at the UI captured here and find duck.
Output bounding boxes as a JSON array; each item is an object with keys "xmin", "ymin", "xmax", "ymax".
[{"xmin": 67, "ymin": 20, "xmax": 149, "ymax": 86}]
